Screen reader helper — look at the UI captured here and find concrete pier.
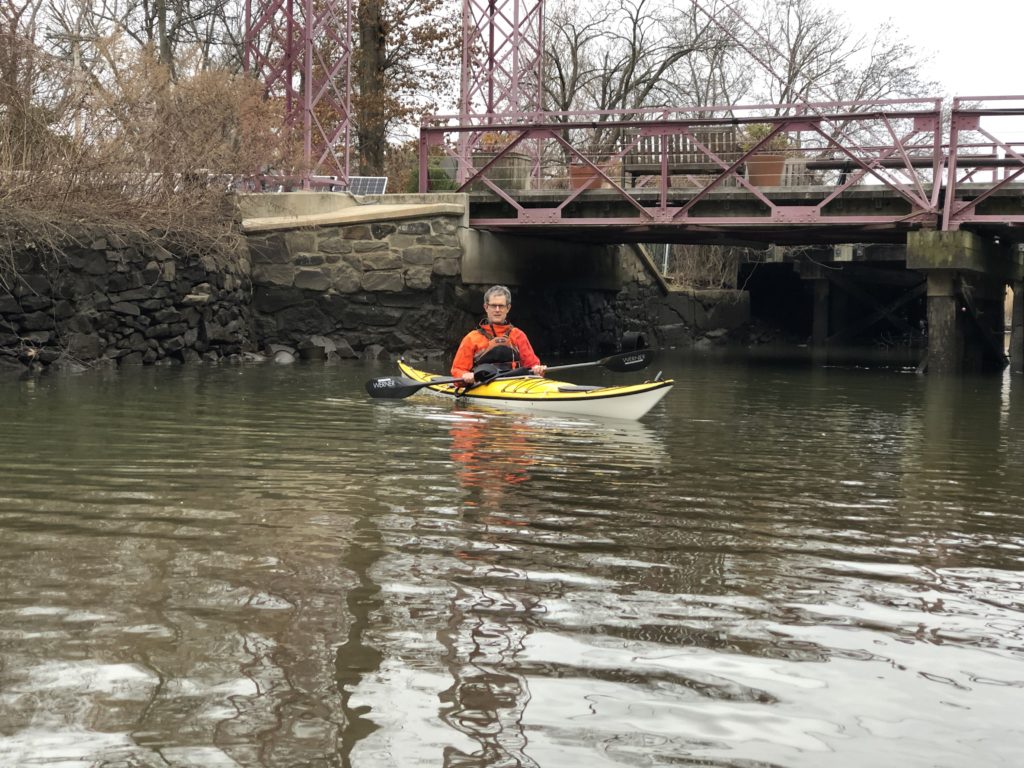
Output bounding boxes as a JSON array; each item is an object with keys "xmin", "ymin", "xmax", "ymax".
[
  {"xmin": 907, "ymin": 231, "xmax": 1020, "ymax": 374},
  {"xmin": 923, "ymin": 271, "xmax": 962, "ymax": 374},
  {"xmin": 1012, "ymin": 284, "xmax": 1023, "ymax": 374}
]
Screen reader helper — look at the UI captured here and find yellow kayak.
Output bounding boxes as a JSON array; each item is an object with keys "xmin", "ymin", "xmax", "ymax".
[{"xmin": 396, "ymin": 360, "xmax": 673, "ymax": 420}]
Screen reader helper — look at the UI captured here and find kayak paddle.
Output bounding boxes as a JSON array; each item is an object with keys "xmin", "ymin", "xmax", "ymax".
[{"xmin": 364, "ymin": 348, "xmax": 657, "ymax": 399}]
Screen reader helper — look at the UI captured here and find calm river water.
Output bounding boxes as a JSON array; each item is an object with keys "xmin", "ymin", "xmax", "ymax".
[{"xmin": 1, "ymin": 353, "xmax": 1022, "ymax": 767}]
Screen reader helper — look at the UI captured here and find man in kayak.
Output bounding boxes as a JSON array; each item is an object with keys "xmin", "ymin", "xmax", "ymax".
[{"xmin": 451, "ymin": 285, "xmax": 547, "ymax": 385}]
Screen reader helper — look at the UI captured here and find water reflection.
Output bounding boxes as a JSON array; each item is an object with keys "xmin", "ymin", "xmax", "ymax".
[
  {"xmin": 437, "ymin": 578, "xmax": 539, "ymax": 768},
  {"xmin": 1, "ymin": 361, "xmax": 1023, "ymax": 766},
  {"xmin": 441, "ymin": 414, "xmax": 542, "ymax": 766},
  {"xmin": 449, "ymin": 411, "xmax": 534, "ymax": 505},
  {"xmin": 343, "ymin": 408, "xmax": 670, "ymax": 766}
]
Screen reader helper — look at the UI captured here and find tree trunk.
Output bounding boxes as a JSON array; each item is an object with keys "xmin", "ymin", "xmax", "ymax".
[
  {"xmin": 356, "ymin": 0, "xmax": 387, "ymax": 175},
  {"xmin": 156, "ymin": 0, "xmax": 175, "ymax": 79}
]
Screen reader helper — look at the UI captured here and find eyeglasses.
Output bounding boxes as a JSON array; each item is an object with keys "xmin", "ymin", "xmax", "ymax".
[{"xmin": 485, "ymin": 303, "xmax": 509, "ymax": 310}]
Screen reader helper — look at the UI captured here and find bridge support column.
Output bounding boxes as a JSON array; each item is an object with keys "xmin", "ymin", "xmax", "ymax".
[
  {"xmin": 907, "ymin": 231, "xmax": 1019, "ymax": 374},
  {"xmin": 811, "ymin": 277, "xmax": 829, "ymax": 346},
  {"xmin": 1012, "ymin": 283, "xmax": 1023, "ymax": 374},
  {"xmin": 924, "ymin": 271, "xmax": 961, "ymax": 374},
  {"xmin": 794, "ymin": 261, "xmax": 830, "ymax": 349}
]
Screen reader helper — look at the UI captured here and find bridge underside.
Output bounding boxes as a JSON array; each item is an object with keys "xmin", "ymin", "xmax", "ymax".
[
  {"xmin": 468, "ymin": 191, "xmax": 1023, "ymax": 375},
  {"xmin": 467, "ymin": 185, "xmax": 1024, "ymax": 249}
]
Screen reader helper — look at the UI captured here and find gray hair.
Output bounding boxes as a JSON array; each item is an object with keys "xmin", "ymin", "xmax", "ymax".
[{"xmin": 483, "ymin": 285, "xmax": 512, "ymax": 305}]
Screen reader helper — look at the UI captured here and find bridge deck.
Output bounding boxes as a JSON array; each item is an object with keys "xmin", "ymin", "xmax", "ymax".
[{"xmin": 466, "ymin": 182, "xmax": 1024, "ymax": 246}]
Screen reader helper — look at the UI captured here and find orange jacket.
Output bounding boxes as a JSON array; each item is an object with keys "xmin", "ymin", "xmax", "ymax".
[{"xmin": 451, "ymin": 322, "xmax": 541, "ymax": 377}]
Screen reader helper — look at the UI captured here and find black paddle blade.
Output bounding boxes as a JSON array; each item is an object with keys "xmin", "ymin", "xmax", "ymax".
[
  {"xmin": 472, "ymin": 363, "xmax": 501, "ymax": 383},
  {"xmin": 365, "ymin": 375, "xmax": 430, "ymax": 399},
  {"xmin": 602, "ymin": 348, "xmax": 656, "ymax": 373}
]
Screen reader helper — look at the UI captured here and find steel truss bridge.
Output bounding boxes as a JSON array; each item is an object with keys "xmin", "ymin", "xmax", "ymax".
[{"xmin": 420, "ymin": 96, "xmax": 1024, "ymax": 245}]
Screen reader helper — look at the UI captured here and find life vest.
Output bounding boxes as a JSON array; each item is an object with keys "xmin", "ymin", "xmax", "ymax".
[{"xmin": 472, "ymin": 324, "xmax": 521, "ymax": 369}]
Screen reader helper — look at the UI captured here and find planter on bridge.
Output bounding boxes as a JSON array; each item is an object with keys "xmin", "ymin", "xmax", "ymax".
[
  {"xmin": 568, "ymin": 163, "xmax": 603, "ymax": 190},
  {"xmin": 739, "ymin": 123, "xmax": 791, "ymax": 187},
  {"xmin": 745, "ymin": 153, "xmax": 787, "ymax": 187}
]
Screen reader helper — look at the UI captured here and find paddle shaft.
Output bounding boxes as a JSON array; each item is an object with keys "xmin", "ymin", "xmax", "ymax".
[
  {"xmin": 541, "ymin": 351, "xmax": 650, "ymax": 374},
  {"xmin": 365, "ymin": 348, "xmax": 655, "ymax": 399}
]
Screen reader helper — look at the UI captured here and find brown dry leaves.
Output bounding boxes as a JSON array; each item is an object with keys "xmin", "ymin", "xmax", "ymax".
[{"xmin": 1, "ymin": 35, "xmax": 292, "ymax": 264}]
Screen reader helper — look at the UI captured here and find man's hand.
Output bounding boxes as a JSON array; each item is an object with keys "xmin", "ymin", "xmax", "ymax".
[
  {"xmin": 461, "ymin": 371, "xmax": 475, "ymax": 384},
  {"xmin": 531, "ymin": 364, "xmax": 546, "ymax": 376}
]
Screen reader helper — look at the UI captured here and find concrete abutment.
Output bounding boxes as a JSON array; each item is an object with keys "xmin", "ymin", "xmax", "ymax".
[
  {"xmin": 1012, "ymin": 283, "xmax": 1023, "ymax": 374},
  {"xmin": 239, "ymin": 198, "xmax": 714, "ymax": 360}
]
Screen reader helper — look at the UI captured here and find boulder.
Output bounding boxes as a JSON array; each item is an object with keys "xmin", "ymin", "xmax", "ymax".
[
  {"xmin": 330, "ymin": 335, "xmax": 358, "ymax": 359},
  {"xmin": 111, "ymin": 302, "xmax": 141, "ymax": 316},
  {"xmin": 298, "ymin": 335, "xmax": 337, "ymax": 360},
  {"xmin": 361, "ymin": 343, "xmax": 389, "ymax": 361},
  {"xmin": 0, "ymin": 293, "xmax": 21, "ymax": 313},
  {"xmin": 66, "ymin": 332, "xmax": 103, "ymax": 360},
  {"xmin": 0, "ymin": 357, "xmax": 27, "ymax": 377}
]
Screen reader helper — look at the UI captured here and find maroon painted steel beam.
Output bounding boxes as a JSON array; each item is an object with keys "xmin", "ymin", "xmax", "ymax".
[
  {"xmin": 423, "ymin": 99, "xmax": 947, "ymax": 230},
  {"xmin": 944, "ymin": 96, "xmax": 1024, "ymax": 230},
  {"xmin": 244, "ymin": 0, "xmax": 352, "ymax": 188},
  {"xmin": 422, "ymin": 97, "xmax": 1024, "ymax": 242},
  {"xmin": 461, "ymin": 0, "xmax": 544, "ymax": 118},
  {"xmin": 458, "ymin": 0, "xmax": 544, "ymax": 185}
]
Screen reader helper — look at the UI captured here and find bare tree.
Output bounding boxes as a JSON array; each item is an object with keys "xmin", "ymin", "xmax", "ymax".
[
  {"xmin": 42, "ymin": 0, "xmax": 240, "ymax": 80},
  {"xmin": 742, "ymin": 0, "xmax": 937, "ymax": 108},
  {"xmin": 354, "ymin": 0, "xmax": 459, "ymax": 175},
  {"xmin": 678, "ymin": 2, "xmax": 752, "ymax": 107},
  {"xmin": 541, "ymin": 0, "xmax": 740, "ymax": 168},
  {"xmin": 2, "ymin": 0, "xmax": 74, "ymax": 163},
  {"xmin": 544, "ymin": 0, "xmax": 734, "ymax": 114},
  {"xmin": 7, "ymin": 0, "xmax": 941, "ymax": 191},
  {"xmin": 829, "ymin": 22, "xmax": 937, "ymax": 103}
]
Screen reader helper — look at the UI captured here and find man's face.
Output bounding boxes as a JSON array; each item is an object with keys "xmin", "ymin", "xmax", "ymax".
[{"xmin": 484, "ymin": 295, "xmax": 510, "ymax": 324}]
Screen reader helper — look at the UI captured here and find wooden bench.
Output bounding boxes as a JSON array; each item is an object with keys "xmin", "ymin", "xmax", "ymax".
[{"xmin": 622, "ymin": 126, "xmax": 743, "ymax": 185}]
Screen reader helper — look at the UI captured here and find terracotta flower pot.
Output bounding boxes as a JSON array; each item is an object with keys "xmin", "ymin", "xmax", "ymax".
[
  {"xmin": 746, "ymin": 153, "xmax": 786, "ymax": 187},
  {"xmin": 568, "ymin": 164, "xmax": 602, "ymax": 190}
]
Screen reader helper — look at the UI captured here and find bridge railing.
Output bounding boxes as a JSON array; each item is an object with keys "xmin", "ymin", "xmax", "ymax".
[
  {"xmin": 419, "ymin": 97, "xmax": 1024, "ymax": 233},
  {"xmin": 945, "ymin": 96, "xmax": 1024, "ymax": 230}
]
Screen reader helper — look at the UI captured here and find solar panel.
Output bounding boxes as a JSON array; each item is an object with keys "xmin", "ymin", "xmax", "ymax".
[{"xmin": 347, "ymin": 176, "xmax": 388, "ymax": 195}]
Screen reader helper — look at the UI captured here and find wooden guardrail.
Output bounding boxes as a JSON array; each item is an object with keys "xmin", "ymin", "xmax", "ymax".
[{"xmin": 621, "ymin": 126, "xmax": 743, "ymax": 183}]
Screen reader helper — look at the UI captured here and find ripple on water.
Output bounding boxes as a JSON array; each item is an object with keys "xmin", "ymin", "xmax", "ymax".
[{"xmin": 2, "ymin": 362, "xmax": 1024, "ymax": 766}]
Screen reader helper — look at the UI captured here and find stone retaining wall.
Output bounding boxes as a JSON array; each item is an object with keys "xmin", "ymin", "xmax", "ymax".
[
  {"xmin": 654, "ymin": 288, "xmax": 751, "ymax": 348},
  {"xmin": 1, "ymin": 231, "xmax": 252, "ymax": 376},
  {"xmin": 246, "ymin": 214, "xmax": 469, "ymax": 361},
  {"xmin": 2, "ymin": 204, "xmax": 753, "ymax": 377}
]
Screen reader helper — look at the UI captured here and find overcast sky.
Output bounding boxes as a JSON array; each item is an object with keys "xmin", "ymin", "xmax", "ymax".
[
  {"xmin": 821, "ymin": 0, "xmax": 1023, "ymax": 141},
  {"xmin": 826, "ymin": 0, "xmax": 1020, "ymax": 97}
]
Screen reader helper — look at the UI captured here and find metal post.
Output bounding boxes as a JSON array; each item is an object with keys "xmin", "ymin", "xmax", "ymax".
[
  {"xmin": 461, "ymin": 0, "xmax": 544, "ymax": 119},
  {"xmin": 244, "ymin": 0, "xmax": 352, "ymax": 187}
]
